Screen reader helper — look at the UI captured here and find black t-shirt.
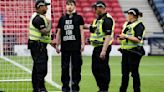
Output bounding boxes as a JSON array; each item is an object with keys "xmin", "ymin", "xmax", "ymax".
[
  {"xmin": 124, "ymin": 22, "xmax": 145, "ymax": 40},
  {"xmin": 97, "ymin": 13, "xmax": 114, "ymax": 35},
  {"xmin": 32, "ymin": 15, "xmax": 46, "ymax": 30},
  {"xmin": 57, "ymin": 13, "xmax": 84, "ymax": 51}
]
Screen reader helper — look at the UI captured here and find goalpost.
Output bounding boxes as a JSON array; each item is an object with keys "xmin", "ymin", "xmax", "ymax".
[{"xmin": 0, "ymin": 0, "xmax": 61, "ymax": 92}]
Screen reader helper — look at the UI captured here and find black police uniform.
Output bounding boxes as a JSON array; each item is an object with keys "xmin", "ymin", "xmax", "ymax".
[
  {"xmin": 119, "ymin": 22, "xmax": 145, "ymax": 92},
  {"xmin": 28, "ymin": 15, "xmax": 48, "ymax": 92},
  {"xmin": 90, "ymin": 13, "xmax": 114, "ymax": 91},
  {"xmin": 57, "ymin": 13, "xmax": 84, "ymax": 92}
]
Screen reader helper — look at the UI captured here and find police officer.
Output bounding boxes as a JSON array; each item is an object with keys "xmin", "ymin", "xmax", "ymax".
[
  {"xmin": 118, "ymin": 8, "xmax": 145, "ymax": 92},
  {"xmin": 89, "ymin": 1, "xmax": 115, "ymax": 92},
  {"xmin": 28, "ymin": 0, "xmax": 55, "ymax": 92},
  {"xmin": 55, "ymin": 0, "xmax": 85, "ymax": 92}
]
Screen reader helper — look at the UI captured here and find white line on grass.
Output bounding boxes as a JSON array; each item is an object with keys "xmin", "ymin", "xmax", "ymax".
[
  {"xmin": 1, "ymin": 56, "xmax": 32, "ymax": 73},
  {"xmin": 0, "ymin": 79, "xmax": 31, "ymax": 82},
  {"xmin": 0, "ymin": 56, "xmax": 61, "ymax": 90}
]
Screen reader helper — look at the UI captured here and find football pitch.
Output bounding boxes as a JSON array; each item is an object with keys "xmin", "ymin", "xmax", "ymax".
[{"xmin": 0, "ymin": 56, "xmax": 164, "ymax": 92}]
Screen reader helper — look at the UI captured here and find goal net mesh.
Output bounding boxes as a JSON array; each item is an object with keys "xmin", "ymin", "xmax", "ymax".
[{"xmin": 0, "ymin": 0, "xmax": 61, "ymax": 92}]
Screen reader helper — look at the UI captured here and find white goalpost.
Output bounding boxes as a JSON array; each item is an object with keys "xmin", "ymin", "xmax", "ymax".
[
  {"xmin": 0, "ymin": 17, "xmax": 3, "ymax": 57},
  {"xmin": 0, "ymin": 0, "xmax": 61, "ymax": 92}
]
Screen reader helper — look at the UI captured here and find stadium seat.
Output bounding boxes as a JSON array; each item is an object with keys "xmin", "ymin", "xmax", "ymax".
[
  {"xmin": 76, "ymin": 7, "xmax": 82, "ymax": 12},
  {"xmin": 1, "ymin": 0, "xmax": 35, "ymax": 44},
  {"xmin": 81, "ymin": 2, "xmax": 90, "ymax": 7},
  {"xmin": 84, "ymin": 12, "xmax": 95, "ymax": 17},
  {"xmin": 113, "ymin": 7, "xmax": 122, "ymax": 13},
  {"xmin": 82, "ymin": 7, "xmax": 92, "ymax": 12},
  {"xmin": 114, "ymin": 28, "xmax": 122, "ymax": 34},
  {"xmin": 148, "ymin": 0, "xmax": 164, "ymax": 30},
  {"xmin": 153, "ymin": 0, "xmax": 164, "ymax": 4}
]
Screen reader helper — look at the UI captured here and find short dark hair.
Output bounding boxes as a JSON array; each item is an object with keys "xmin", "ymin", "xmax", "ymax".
[{"xmin": 66, "ymin": 0, "xmax": 76, "ymax": 6}]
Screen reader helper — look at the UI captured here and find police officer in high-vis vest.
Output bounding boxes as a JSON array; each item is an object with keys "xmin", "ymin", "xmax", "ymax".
[
  {"xmin": 28, "ymin": 0, "xmax": 56, "ymax": 92},
  {"xmin": 118, "ymin": 8, "xmax": 145, "ymax": 92},
  {"xmin": 89, "ymin": 1, "xmax": 115, "ymax": 92}
]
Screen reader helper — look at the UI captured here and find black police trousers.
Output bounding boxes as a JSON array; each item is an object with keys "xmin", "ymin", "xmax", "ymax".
[
  {"xmin": 120, "ymin": 50, "xmax": 142, "ymax": 92},
  {"xmin": 28, "ymin": 40, "xmax": 48, "ymax": 92},
  {"xmin": 61, "ymin": 51, "xmax": 82, "ymax": 92},
  {"xmin": 92, "ymin": 45, "xmax": 111, "ymax": 91}
]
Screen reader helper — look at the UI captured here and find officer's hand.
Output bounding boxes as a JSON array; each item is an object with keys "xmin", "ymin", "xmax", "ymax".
[
  {"xmin": 50, "ymin": 40, "xmax": 56, "ymax": 48},
  {"xmin": 56, "ymin": 46, "xmax": 61, "ymax": 54},
  {"xmin": 51, "ymin": 40, "xmax": 61, "ymax": 54},
  {"xmin": 118, "ymin": 35, "xmax": 126, "ymax": 40},
  {"xmin": 81, "ymin": 44, "xmax": 85, "ymax": 52},
  {"xmin": 84, "ymin": 24, "xmax": 90, "ymax": 29},
  {"xmin": 90, "ymin": 25, "xmax": 97, "ymax": 33},
  {"xmin": 100, "ymin": 51, "xmax": 106, "ymax": 60}
]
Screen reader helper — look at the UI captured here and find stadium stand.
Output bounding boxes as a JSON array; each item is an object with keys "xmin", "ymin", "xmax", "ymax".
[
  {"xmin": 0, "ymin": 0, "xmax": 35, "ymax": 55},
  {"xmin": 1, "ymin": 0, "xmax": 34, "ymax": 42},
  {"xmin": 147, "ymin": 0, "xmax": 164, "ymax": 55},
  {"xmin": 148, "ymin": 0, "xmax": 164, "ymax": 31},
  {"xmin": 52, "ymin": 0, "xmax": 126, "ymax": 45}
]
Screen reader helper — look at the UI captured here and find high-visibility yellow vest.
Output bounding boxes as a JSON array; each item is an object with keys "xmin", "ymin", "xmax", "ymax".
[
  {"xmin": 29, "ymin": 12, "xmax": 51, "ymax": 43},
  {"xmin": 89, "ymin": 13, "xmax": 115, "ymax": 47},
  {"xmin": 120, "ymin": 20, "xmax": 145, "ymax": 49}
]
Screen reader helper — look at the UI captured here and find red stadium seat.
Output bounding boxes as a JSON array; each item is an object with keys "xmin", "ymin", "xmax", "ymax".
[
  {"xmin": 84, "ymin": 12, "xmax": 95, "ymax": 17},
  {"xmin": 117, "ymin": 17, "xmax": 126, "ymax": 23},
  {"xmin": 78, "ymin": 0, "xmax": 89, "ymax": 2},
  {"xmin": 82, "ymin": 7, "xmax": 92, "ymax": 12},
  {"xmin": 106, "ymin": 7, "xmax": 112, "ymax": 13},
  {"xmin": 113, "ymin": 7, "xmax": 122, "ymax": 13},
  {"xmin": 1, "ymin": 0, "xmax": 35, "ymax": 44},
  {"xmin": 81, "ymin": 2, "xmax": 90, "ymax": 7},
  {"xmin": 85, "ymin": 17, "xmax": 94, "ymax": 24},
  {"xmin": 76, "ymin": 7, "xmax": 82, "ymax": 12},
  {"xmin": 114, "ymin": 28, "xmax": 122, "ymax": 34}
]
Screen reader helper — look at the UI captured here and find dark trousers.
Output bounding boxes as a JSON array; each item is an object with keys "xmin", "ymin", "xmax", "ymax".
[
  {"xmin": 120, "ymin": 51, "xmax": 142, "ymax": 92},
  {"xmin": 92, "ymin": 45, "xmax": 111, "ymax": 91},
  {"xmin": 28, "ymin": 41, "xmax": 48, "ymax": 92},
  {"xmin": 61, "ymin": 51, "xmax": 82, "ymax": 92}
]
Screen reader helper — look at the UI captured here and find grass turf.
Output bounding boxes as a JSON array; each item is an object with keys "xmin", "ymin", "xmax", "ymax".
[{"xmin": 0, "ymin": 56, "xmax": 164, "ymax": 92}]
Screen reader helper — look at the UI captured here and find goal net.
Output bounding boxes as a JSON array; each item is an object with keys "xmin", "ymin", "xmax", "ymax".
[{"xmin": 0, "ymin": 0, "xmax": 61, "ymax": 92}]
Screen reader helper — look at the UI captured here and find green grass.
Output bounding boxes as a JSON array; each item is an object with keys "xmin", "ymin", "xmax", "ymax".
[{"xmin": 0, "ymin": 56, "xmax": 164, "ymax": 92}]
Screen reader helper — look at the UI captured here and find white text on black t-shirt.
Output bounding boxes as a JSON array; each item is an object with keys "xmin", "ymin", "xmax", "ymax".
[{"xmin": 63, "ymin": 20, "xmax": 76, "ymax": 41}]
